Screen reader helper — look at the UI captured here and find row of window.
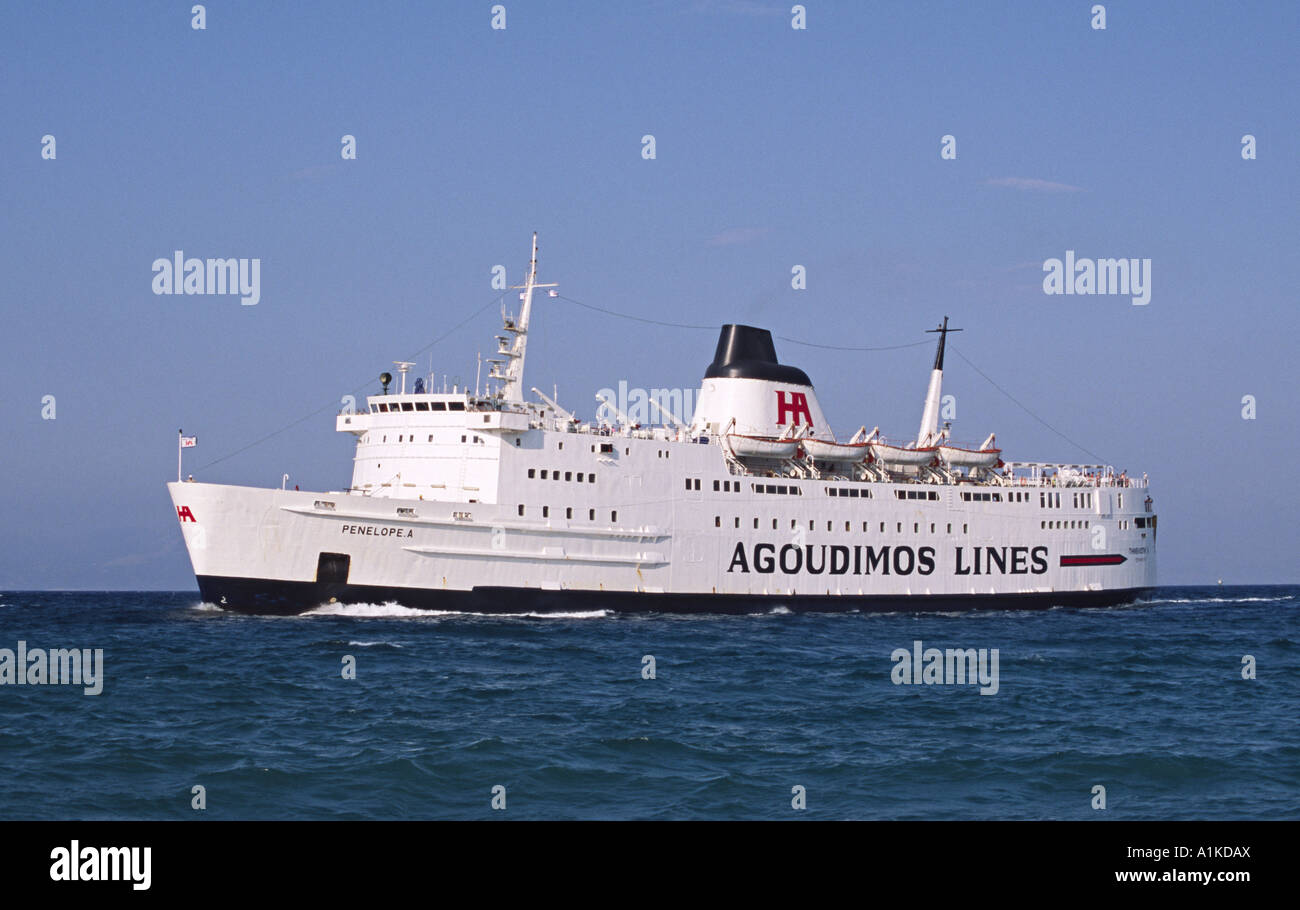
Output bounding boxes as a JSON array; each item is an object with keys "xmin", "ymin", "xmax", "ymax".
[
  {"xmin": 754, "ymin": 483, "xmax": 803, "ymax": 496},
  {"xmin": 375, "ymin": 433, "xmax": 484, "ymax": 444},
  {"xmin": 527, "ymin": 468, "xmax": 597, "ymax": 484},
  {"xmin": 518, "ymin": 504, "xmax": 619, "ymax": 522},
  {"xmin": 372, "ymin": 400, "xmax": 466, "ymax": 413},
  {"xmin": 717, "ymin": 517, "xmax": 971, "ymax": 534},
  {"xmin": 1041, "ymin": 520, "xmax": 1090, "ymax": 529},
  {"xmin": 828, "ymin": 487, "xmax": 873, "ymax": 499},
  {"xmin": 680, "ymin": 480, "xmax": 1072, "ymax": 504}
]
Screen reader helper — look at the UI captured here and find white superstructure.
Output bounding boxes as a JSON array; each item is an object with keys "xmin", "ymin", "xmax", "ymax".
[{"xmin": 169, "ymin": 237, "xmax": 1156, "ymax": 614}]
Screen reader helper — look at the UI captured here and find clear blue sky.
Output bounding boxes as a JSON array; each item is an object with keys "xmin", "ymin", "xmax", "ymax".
[{"xmin": 1, "ymin": 1, "xmax": 1296, "ymax": 588}]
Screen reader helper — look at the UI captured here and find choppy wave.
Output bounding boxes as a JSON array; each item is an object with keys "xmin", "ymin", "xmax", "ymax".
[{"xmin": 2, "ymin": 585, "xmax": 1296, "ymax": 820}]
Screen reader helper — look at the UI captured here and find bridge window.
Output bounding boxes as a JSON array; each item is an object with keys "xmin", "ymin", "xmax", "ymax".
[
  {"xmin": 415, "ymin": 402, "xmax": 429, "ymax": 411},
  {"xmin": 401, "ymin": 402, "xmax": 414, "ymax": 412},
  {"xmin": 430, "ymin": 402, "xmax": 446, "ymax": 411},
  {"xmin": 448, "ymin": 402, "xmax": 465, "ymax": 411}
]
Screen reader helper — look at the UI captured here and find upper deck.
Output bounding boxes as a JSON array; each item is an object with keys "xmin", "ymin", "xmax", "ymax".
[{"xmin": 336, "ymin": 391, "xmax": 1148, "ymax": 500}]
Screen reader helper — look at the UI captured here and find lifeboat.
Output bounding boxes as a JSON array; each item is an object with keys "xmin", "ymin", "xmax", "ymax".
[
  {"xmin": 727, "ymin": 434, "xmax": 800, "ymax": 459},
  {"xmin": 801, "ymin": 438, "xmax": 870, "ymax": 463},
  {"xmin": 939, "ymin": 444, "xmax": 1001, "ymax": 469},
  {"xmin": 939, "ymin": 435, "xmax": 1001, "ymax": 469},
  {"xmin": 868, "ymin": 441, "xmax": 938, "ymax": 468}
]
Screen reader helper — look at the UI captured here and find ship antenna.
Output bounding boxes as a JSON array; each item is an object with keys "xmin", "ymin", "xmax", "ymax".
[
  {"xmin": 916, "ymin": 316, "xmax": 962, "ymax": 447},
  {"xmin": 925, "ymin": 315, "xmax": 962, "ymax": 370},
  {"xmin": 501, "ymin": 232, "xmax": 558, "ymax": 404}
]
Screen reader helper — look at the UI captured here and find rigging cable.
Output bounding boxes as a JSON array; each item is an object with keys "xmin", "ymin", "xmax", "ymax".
[
  {"xmin": 192, "ymin": 288, "xmax": 1108, "ymax": 473},
  {"xmin": 949, "ymin": 345, "xmax": 1106, "ymax": 464},
  {"xmin": 555, "ymin": 293, "xmax": 1108, "ymax": 462},
  {"xmin": 193, "ymin": 293, "xmax": 505, "ymax": 472}
]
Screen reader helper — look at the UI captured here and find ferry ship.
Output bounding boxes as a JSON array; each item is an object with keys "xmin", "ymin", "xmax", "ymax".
[{"xmin": 168, "ymin": 236, "xmax": 1156, "ymax": 615}]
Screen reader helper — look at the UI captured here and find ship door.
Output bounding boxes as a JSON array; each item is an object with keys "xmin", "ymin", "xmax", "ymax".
[{"xmin": 317, "ymin": 552, "xmax": 351, "ymax": 584}]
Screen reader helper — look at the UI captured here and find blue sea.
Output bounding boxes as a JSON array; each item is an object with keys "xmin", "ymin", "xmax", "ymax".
[{"xmin": 0, "ymin": 586, "xmax": 1295, "ymax": 820}]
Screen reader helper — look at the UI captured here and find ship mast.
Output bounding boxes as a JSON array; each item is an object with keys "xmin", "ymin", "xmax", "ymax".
[
  {"xmin": 916, "ymin": 316, "xmax": 961, "ymax": 447},
  {"xmin": 497, "ymin": 233, "xmax": 557, "ymax": 403}
]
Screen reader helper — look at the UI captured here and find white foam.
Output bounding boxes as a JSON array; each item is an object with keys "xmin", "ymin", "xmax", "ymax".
[
  {"xmin": 347, "ymin": 640, "xmax": 404, "ymax": 647},
  {"xmin": 302, "ymin": 602, "xmax": 429, "ymax": 618},
  {"xmin": 301, "ymin": 602, "xmax": 611, "ymax": 620},
  {"xmin": 1148, "ymin": 596, "xmax": 1281, "ymax": 605}
]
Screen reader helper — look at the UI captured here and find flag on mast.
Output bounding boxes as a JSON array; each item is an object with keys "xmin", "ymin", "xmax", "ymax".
[{"xmin": 180, "ymin": 436, "xmax": 197, "ymax": 448}]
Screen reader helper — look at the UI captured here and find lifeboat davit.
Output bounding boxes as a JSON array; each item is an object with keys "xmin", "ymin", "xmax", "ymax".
[
  {"xmin": 727, "ymin": 434, "xmax": 800, "ymax": 459},
  {"xmin": 801, "ymin": 438, "xmax": 870, "ymax": 463}
]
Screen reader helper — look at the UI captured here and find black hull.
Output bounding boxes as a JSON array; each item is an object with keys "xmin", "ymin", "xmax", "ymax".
[{"xmin": 196, "ymin": 574, "xmax": 1157, "ymax": 617}]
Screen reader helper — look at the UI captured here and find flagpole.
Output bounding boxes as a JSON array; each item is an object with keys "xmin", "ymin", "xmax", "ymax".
[{"xmin": 178, "ymin": 429, "xmax": 182, "ymax": 483}]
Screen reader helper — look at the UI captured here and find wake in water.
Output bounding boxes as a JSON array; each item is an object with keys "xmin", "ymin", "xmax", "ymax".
[
  {"xmin": 1139, "ymin": 595, "xmax": 1290, "ymax": 606},
  {"xmin": 298, "ymin": 601, "xmax": 612, "ymax": 620}
]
